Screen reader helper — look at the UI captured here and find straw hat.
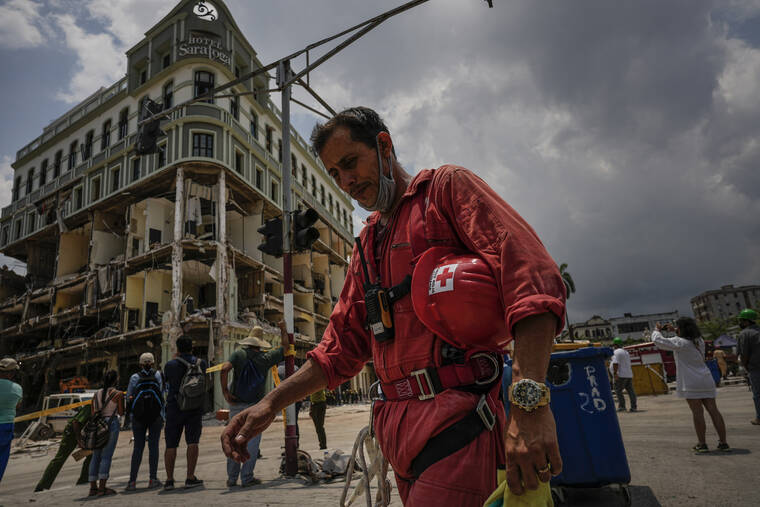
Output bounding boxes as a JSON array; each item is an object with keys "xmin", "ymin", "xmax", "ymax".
[
  {"xmin": 237, "ymin": 326, "xmax": 271, "ymax": 349},
  {"xmin": 0, "ymin": 357, "xmax": 19, "ymax": 371}
]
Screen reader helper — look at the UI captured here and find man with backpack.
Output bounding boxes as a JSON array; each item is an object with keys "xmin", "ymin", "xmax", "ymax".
[
  {"xmin": 220, "ymin": 324, "xmax": 283, "ymax": 487},
  {"xmin": 125, "ymin": 352, "xmax": 164, "ymax": 491},
  {"xmin": 163, "ymin": 336, "xmax": 207, "ymax": 490}
]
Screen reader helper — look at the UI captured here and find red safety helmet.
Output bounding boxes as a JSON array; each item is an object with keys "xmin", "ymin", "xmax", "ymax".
[{"xmin": 411, "ymin": 247, "xmax": 510, "ymax": 351}]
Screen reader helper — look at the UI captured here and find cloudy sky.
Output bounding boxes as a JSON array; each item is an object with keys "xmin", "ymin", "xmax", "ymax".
[{"xmin": 1, "ymin": 0, "xmax": 759, "ymax": 324}]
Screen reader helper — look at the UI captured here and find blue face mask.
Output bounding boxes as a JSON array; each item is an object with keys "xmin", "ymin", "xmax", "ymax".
[{"xmin": 362, "ymin": 135, "xmax": 396, "ymax": 213}]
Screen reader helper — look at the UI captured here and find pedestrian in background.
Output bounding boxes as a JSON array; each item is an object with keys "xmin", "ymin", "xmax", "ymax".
[
  {"xmin": 88, "ymin": 370, "xmax": 123, "ymax": 496},
  {"xmin": 126, "ymin": 352, "xmax": 164, "ymax": 491},
  {"xmin": 220, "ymin": 324, "xmax": 283, "ymax": 487},
  {"xmin": 653, "ymin": 318, "xmax": 730, "ymax": 453},
  {"xmin": 737, "ymin": 308, "xmax": 760, "ymax": 425},
  {"xmin": 0, "ymin": 357, "xmax": 22, "ymax": 483},
  {"xmin": 163, "ymin": 336, "xmax": 206, "ymax": 490},
  {"xmin": 712, "ymin": 348, "xmax": 728, "ymax": 380},
  {"xmin": 34, "ymin": 403, "xmax": 92, "ymax": 491},
  {"xmin": 309, "ymin": 388, "xmax": 328, "ymax": 450},
  {"xmin": 610, "ymin": 338, "xmax": 638, "ymax": 412}
]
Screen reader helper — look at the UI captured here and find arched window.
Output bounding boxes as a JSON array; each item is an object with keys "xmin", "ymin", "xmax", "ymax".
[
  {"xmin": 194, "ymin": 71, "xmax": 214, "ymax": 104},
  {"xmin": 101, "ymin": 120, "xmax": 111, "ymax": 150},
  {"xmin": 118, "ymin": 108, "xmax": 129, "ymax": 139},
  {"xmin": 163, "ymin": 81, "xmax": 173, "ymax": 109}
]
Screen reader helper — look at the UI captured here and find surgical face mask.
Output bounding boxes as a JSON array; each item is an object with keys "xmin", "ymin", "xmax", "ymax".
[{"xmin": 362, "ymin": 135, "xmax": 396, "ymax": 213}]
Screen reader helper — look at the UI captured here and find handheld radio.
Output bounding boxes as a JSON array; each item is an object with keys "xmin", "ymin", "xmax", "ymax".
[{"xmin": 355, "ymin": 236, "xmax": 394, "ymax": 342}]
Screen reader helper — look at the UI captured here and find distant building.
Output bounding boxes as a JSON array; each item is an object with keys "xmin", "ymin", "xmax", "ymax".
[
  {"xmin": 608, "ymin": 311, "xmax": 679, "ymax": 342},
  {"xmin": 570, "ymin": 315, "xmax": 612, "ymax": 341},
  {"xmin": 691, "ymin": 284, "xmax": 760, "ymax": 322}
]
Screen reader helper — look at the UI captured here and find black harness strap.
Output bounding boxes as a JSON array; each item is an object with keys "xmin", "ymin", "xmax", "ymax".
[
  {"xmin": 387, "ymin": 275, "xmax": 412, "ymax": 303},
  {"xmin": 410, "ymin": 395, "xmax": 496, "ymax": 478}
]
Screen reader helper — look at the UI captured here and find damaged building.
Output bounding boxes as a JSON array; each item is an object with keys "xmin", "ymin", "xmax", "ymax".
[{"xmin": 0, "ymin": 0, "xmax": 377, "ymax": 413}]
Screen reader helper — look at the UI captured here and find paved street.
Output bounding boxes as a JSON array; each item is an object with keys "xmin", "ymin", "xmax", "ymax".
[{"xmin": 1, "ymin": 384, "xmax": 758, "ymax": 506}]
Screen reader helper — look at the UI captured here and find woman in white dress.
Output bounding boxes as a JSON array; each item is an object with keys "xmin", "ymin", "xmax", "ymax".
[{"xmin": 652, "ymin": 317, "xmax": 730, "ymax": 453}]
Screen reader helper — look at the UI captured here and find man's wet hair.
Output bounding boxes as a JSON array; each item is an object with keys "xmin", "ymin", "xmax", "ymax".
[
  {"xmin": 310, "ymin": 106, "xmax": 395, "ymax": 156},
  {"xmin": 177, "ymin": 335, "xmax": 193, "ymax": 353},
  {"xmin": 675, "ymin": 317, "xmax": 701, "ymax": 341}
]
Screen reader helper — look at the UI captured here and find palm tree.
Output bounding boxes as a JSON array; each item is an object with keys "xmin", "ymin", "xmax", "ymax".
[{"xmin": 559, "ymin": 263, "xmax": 576, "ymax": 341}]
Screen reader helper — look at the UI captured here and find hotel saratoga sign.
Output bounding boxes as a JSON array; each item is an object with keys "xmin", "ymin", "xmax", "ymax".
[{"xmin": 178, "ymin": 33, "xmax": 231, "ymax": 66}]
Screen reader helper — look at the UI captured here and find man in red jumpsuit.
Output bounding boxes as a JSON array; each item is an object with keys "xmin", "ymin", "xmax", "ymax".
[{"xmin": 222, "ymin": 107, "xmax": 566, "ymax": 505}]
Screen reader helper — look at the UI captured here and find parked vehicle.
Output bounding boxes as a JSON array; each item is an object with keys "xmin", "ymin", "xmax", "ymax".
[{"xmin": 39, "ymin": 391, "xmax": 97, "ymax": 434}]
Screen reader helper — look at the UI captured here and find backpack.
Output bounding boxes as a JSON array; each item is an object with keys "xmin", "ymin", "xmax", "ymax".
[
  {"xmin": 234, "ymin": 358, "xmax": 266, "ymax": 403},
  {"xmin": 176, "ymin": 357, "xmax": 206, "ymax": 411},
  {"xmin": 131, "ymin": 370, "xmax": 163, "ymax": 425},
  {"xmin": 80, "ymin": 389, "xmax": 117, "ymax": 450}
]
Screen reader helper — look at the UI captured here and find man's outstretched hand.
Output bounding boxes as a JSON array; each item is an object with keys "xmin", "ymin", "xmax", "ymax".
[
  {"xmin": 505, "ymin": 405, "xmax": 562, "ymax": 495},
  {"xmin": 221, "ymin": 401, "xmax": 276, "ymax": 463}
]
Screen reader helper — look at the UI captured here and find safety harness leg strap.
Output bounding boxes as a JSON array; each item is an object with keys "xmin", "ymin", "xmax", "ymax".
[{"xmin": 410, "ymin": 394, "xmax": 497, "ymax": 478}]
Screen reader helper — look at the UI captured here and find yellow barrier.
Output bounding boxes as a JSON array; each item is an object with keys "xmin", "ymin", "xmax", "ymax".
[
  {"xmin": 553, "ymin": 341, "xmax": 601, "ymax": 351},
  {"xmin": 13, "ymin": 363, "xmax": 225, "ymax": 424},
  {"xmin": 13, "ymin": 399, "xmax": 92, "ymax": 423}
]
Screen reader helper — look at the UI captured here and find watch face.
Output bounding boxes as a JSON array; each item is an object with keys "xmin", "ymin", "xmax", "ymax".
[
  {"xmin": 513, "ymin": 379, "xmax": 542, "ymax": 407},
  {"xmin": 193, "ymin": 1, "xmax": 218, "ymax": 21}
]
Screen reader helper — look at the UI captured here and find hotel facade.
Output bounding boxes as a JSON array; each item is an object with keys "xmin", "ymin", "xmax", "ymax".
[{"xmin": 0, "ymin": 0, "xmax": 377, "ymax": 411}]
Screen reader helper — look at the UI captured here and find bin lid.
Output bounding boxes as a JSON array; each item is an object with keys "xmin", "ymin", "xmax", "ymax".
[{"xmin": 550, "ymin": 346, "xmax": 613, "ymax": 360}]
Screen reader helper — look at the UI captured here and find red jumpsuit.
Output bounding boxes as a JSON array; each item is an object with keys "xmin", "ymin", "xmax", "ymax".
[{"xmin": 307, "ymin": 166, "xmax": 566, "ymax": 506}]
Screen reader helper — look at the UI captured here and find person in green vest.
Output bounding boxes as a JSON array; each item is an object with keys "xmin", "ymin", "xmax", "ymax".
[
  {"xmin": 34, "ymin": 403, "xmax": 93, "ymax": 491},
  {"xmin": 309, "ymin": 389, "xmax": 327, "ymax": 450}
]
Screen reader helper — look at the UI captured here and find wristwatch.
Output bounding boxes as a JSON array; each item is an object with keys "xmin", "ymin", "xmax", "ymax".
[{"xmin": 508, "ymin": 379, "xmax": 551, "ymax": 412}]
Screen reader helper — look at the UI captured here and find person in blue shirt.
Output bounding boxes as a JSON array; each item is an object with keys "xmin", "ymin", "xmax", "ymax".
[
  {"xmin": 162, "ymin": 336, "xmax": 206, "ymax": 490},
  {"xmin": 0, "ymin": 357, "xmax": 22, "ymax": 484},
  {"xmin": 125, "ymin": 352, "xmax": 164, "ymax": 491}
]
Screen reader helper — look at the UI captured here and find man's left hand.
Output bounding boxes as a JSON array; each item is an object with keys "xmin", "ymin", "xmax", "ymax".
[{"xmin": 505, "ymin": 405, "xmax": 562, "ymax": 495}]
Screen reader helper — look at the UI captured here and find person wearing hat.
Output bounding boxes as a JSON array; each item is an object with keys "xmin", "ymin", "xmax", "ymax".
[
  {"xmin": 0, "ymin": 357, "xmax": 22, "ymax": 483},
  {"xmin": 737, "ymin": 308, "xmax": 760, "ymax": 425},
  {"xmin": 610, "ymin": 337, "xmax": 637, "ymax": 412},
  {"xmin": 220, "ymin": 322, "xmax": 284, "ymax": 487},
  {"xmin": 125, "ymin": 352, "xmax": 165, "ymax": 491}
]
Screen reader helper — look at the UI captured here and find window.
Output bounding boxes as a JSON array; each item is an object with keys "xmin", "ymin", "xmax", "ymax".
[
  {"xmin": 192, "ymin": 133, "xmax": 214, "ymax": 157},
  {"xmin": 194, "ymin": 71, "xmax": 214, "ymax": 104},
  {"xmin": 235, "ymin": 151, "xmax": 243, "ymax": 174},
  {"xmin": 163, "ymin": 81, "xmax": 173, "ymax": 109},
  {"xmin": 53, "ymin": 151, "xmax": 62, "ymax": 177},
  {"xmin": 74, "ymin": 187, "xmax": 83, "ymax": 209},
  {"xmin": 343, "ymin": 209, "xmax": 348, "ymax": 228},
  {"xmin": 265, "ymin": 126, "xmax": 273, "ymax": 153},
  {"xmin": 157, "ymin": 144, "xmax": 166, "ymax": 167},
  {"xmin": 82, "ymin": 130, "xmax": 93, "ymax": 160},
  {"xmin": 111, "ymin": 167, "xmax": 120, "ymax": 192},
  {"xmin": 320, "ymin": 184, "xmax": 325, "ymax": 206},
  {"xmin": 301, "ymin": 165, "xmax": 307, "ymax": 187},
  {"xmin": 278, "ymin": 139, "xmax": 282, "ymax": 162},
  {"xmin": 40, "ymin": 159, "xmax": 48, "ymax": 186},
  {"xmin": 132, "ymin": 158, "xmax": 140, "ymax": 181},
  {"xmin": 91, "ymin": 176, "xmax": 101, "ymax": 202},
  {"xmin": 329, "ymin": 194, "xmax": 333, "ymax": 214},
  {"xmin": 68, "ymin": 140, "xmax": 78, "ymax": 170},
  {"xmin": 270, "ymin": 180, "xmax": 279, "ymax": 202},
  {"xmin": 26, "ymin": 168, "xmax": 34, "ymax": 194},
  {"xmin": 12, "ymin": 176, "xmax": 20, "ymax": 201},
  {"xmin": 138, "ymin": 96, "xmax": 150, "ymax": 120},
  {"xmin": 162, "ymin": 53, "xmax": 171, "ymax": 69},
  {"xmin": 101, "ymin": 120, "xmax": 111, "ymax": 150},
  {"xmin": 250, "ymin": 111, "xmax": 258, "ymax": 139},
  {"xmin": 140, "ymin": 69, "xmax": 147, "ymax": 85},
  {"xmin": 1, "ymin": 226, "xmax": 8, "ymax": 246},
  {"xmin": 291, "ymin": 154, "xmax": 297, "ymax": 176},
  {"xmin": 118, "ymin": 108, "xmax": 129, "ymax": 139},
  {"xmin": 255, "ymin": 167, "xmax": 263, "ymax": 189},
  {"xmin": 235, "ymin": 66, "xmax": 241, "ymax": 79},
  {"xmin": 230, "ymin": 94, "xmax": 239, "ymax": 120},
  {"xmin": 26, "ymin": 214, "xmax": 35, "ymax": 237},
  {"xmin": 14, "ymin": 219, "xmax": 22, "ymax": 240},
  {"xmin": 311, "ymin": 175, "xmax": 316, "ymax": 196}
]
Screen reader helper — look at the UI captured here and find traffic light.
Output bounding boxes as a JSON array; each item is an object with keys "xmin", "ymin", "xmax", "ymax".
[
  {"xmin": 293, "ymin": 207, "xmax": 320, "ymax": 251},
  {"xmin": 136, "ymin": 98, "xmax": 165, "ymax": 155},
  {"xmin": 258, "ymin": 216, "xmax": 283, "ymax": 257}
]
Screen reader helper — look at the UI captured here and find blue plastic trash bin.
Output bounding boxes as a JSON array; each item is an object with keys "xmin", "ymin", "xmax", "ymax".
[
  {"xmin": 504, "ymin": 347, "xmax": 631, "ymax": 488},
  {"xmin": 705, "ymin": 359, "xmax": 721, "ymax": 386}
]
